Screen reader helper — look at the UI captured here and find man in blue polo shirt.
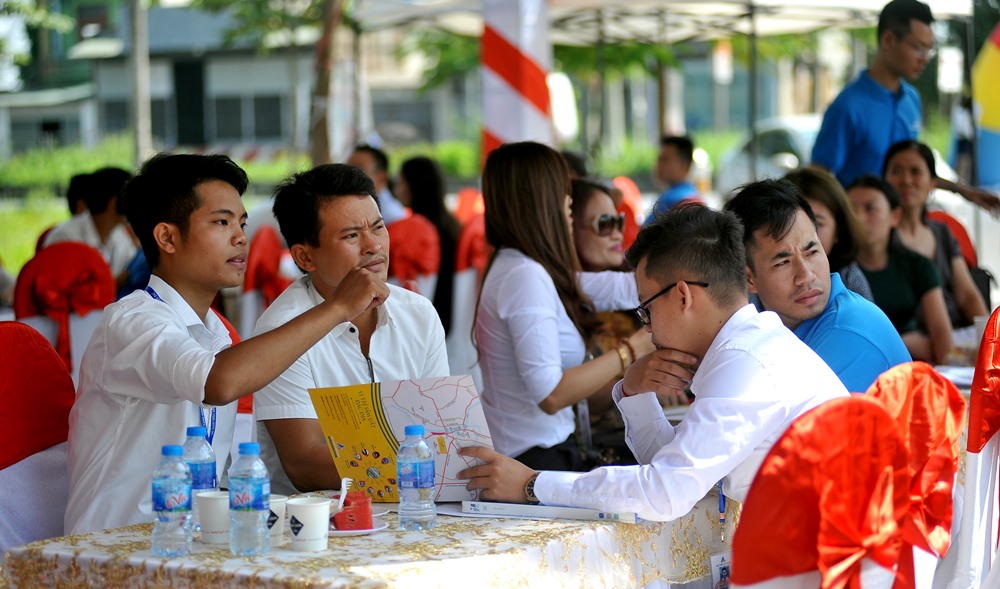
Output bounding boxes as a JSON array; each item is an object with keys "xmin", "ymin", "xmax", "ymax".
[
  {"xmin": 812, "ymin": 0, "xmax": 1000, "ymax": 212},
  {"xmin": 647, "ymin": 135, "xmax": 702, "ymax": 222},
  {"xmin": 724, "ymin": 179, "xmax": 910, "ymax": 393}
]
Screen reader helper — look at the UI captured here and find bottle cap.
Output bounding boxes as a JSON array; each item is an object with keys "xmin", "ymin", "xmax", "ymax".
[
  {"xmin": 404, "ymin": 424, "xmax": 425, "ymax": 436},
  {"xmin": 186, "ymin": 426, "xmax": 207, "ymax": 437},
  {"xmin": 238, "ymin": 442, "xmax": 261, "ymax": 455},
  {"xmin": 162, "ymin": 445, "xmax": 183, "ymax": 456}
]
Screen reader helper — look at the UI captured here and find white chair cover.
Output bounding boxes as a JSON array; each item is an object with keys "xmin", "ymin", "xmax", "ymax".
[
  {"xmin": 0, "ymin": 442, "xmax": 69, "ymax": 563},
  {"xmin": 445, "ymin": 267, "xmax": 483, "ymax": 393}
]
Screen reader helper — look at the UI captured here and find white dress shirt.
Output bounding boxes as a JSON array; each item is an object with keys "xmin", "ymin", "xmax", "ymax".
[
  {"xmin": 65, "ymin": 275, "xmax": 237, "ymax": 534},
  {"xmin": 475, "ymin": 248, "xmax": 637, "ymax": 458},
  {"xmin": 44, "ymin": 212, "xmax": 137, "ymax": 277},
  {"xmin": 253, "ymin": 277, "xmax": 450, "ymax": 495},
  {"xmin": 536, "ymin": 305, "xmax": 849, "ymax": 522}
]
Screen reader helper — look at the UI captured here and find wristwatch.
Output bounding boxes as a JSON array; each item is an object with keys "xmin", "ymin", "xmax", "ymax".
[{"xmin": 524, "ymin": 473, "xmax": 541, "ymax": 505}]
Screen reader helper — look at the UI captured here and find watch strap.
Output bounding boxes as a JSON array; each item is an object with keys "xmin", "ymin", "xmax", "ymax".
[{"xmin": 524, "ymin": 473, "xmax": 541, "ymax": 505}]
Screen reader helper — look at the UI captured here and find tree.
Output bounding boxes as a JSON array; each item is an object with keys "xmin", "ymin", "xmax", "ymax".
[{"xmin": 0, "ymin": 0, "xmax": 73, "ymax": 66}]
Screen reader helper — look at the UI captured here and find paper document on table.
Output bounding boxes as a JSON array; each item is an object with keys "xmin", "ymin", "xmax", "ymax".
[
  {"xmin": 309, "ymin": 375, "xmax": 493, "ymax": 503},
  {"xmin": 934, "ymin": 365, "xmax": 975, "ymax": 389},
  {"xmin": 462, "ymin": 501, "xmax": 641, "ymax": 523}
]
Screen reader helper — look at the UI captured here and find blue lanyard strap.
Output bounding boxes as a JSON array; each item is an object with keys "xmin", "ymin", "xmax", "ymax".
[
  {"xmin": 718, "ymin": 479, "xmax": 726, "ymax": 542},
  {"xmin": 146, "ymin": 285, "xmax": 217, "ymax": 447}
]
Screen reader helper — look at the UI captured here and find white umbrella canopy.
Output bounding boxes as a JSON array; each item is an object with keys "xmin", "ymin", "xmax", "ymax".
[{"xmin": 354, "ymin": 0, "xmax": 972, "ymax": 42}]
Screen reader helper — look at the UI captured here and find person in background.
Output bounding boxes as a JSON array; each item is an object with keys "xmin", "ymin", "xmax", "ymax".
[
  {"xmin": 724, "ymin": 179, "xmax": 909, "ymax": 393},
  {"xmin": 65, "ymin": 173, "xmax": 90, "ymax": 216},
  {"xmin": 475, "ymin": 141, "xmax": 652, "ymax": 472},
  {"xmin": 811, "ymin": 0, "xmax": 1000, "ymax": 212},
  {"xmin": 561, "ymin": 150, "xmax": 589, "ymax": 180},
  {"xmin": 882, "ymin": 140, "xmax": 988, "ymax": 329},
  {"xmin": 783, "ymin": 166, "xmax": 873, "ymax": 301},
  {"xmin": 65, "ymin": 154, "xmax": 388, "ymax": 534},
  {"xmin": 395, "ymin": 156, "xmax": 461, "ymax": 335},
  {"xmin": 254, "ymin": 163, "xmax": 449, "ymax": 495},
  {"xmin": 44, "ymin": 167, "xmax": 137, "ymax": 287},
  {"xmin": 647, "ymin": 135, "xmax": 701, "ymax": 222},
  {"xmin": 0, "ymin": 257, "xmax": 14, "ymax": 308},
  {"xmin": 347, "ymin": 144, "xmax": 406, "ymax": 225},
  {"xmin": 847, "ymin": 174, "xmax": 952, "ymax": 364},
  {"xmin": 459, "ymin": 204, "xmax": 849, "ymax": 520}
]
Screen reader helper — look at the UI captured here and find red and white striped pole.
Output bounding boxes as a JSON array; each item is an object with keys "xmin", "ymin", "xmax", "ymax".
[{"xmin": 480, "ymin": 0, "xmax": 553, "ymax": 162}]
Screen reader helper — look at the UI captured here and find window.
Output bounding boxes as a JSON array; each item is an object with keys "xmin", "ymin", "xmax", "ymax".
[
  {"xmin": 103, "ymin": 100, "xmax": 128, "ymax": 133},
  {"xmin": 253, "ymin": 95, "xmax": 282, "ymax": 140},
  {"xmin": 214, "ymin": 97, "xmax": 242, "ymax": 141}
]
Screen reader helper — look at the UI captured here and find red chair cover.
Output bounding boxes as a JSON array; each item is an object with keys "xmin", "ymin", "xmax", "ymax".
[
  {"xmin": 209, "ymin": 308, "xmax": 253, "ymax": 415},
  {"xmin": 612, "ymin": 176, "xmax": 642, "ymax": 250},
  {"xmin": 969, "ymin": 306, "xmax": 1000, "ymax": 454},
  {"xmin": 244, "ymin": 225, "xmax": 293, "ymax": 307},
  {"xmin": 927, "ymin": 210, "xmax": 977, "ymax": 268},
  {"xmin": 731, "ymin": 396, "xmax": 910, "ymax": 589},
  {"xmin": 454, "ymin": 187, "xmax": 485, "ymax": 227},
  {"xmin": 387, "ymin": 213, "xmax": 441, "ymax": 288},
  {"xmin": 455, "ymin": 213, "xmax": 489, "ymax": 276},
  {"xmin": 866, "ymin": 362, "xmax": 966, "ymax": 587},
  {"xmin": 0, "ymin": 322, "xmax": 75, "ymax": 470},
  {"xmin": 13, "ymin": 242, "xmax": 115, "ymax": 371}
]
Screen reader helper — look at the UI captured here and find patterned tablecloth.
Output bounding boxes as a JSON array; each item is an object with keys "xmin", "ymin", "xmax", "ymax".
[{"xmin": 1, "ymin": 494, "xmax": 740, "ymax": 589}]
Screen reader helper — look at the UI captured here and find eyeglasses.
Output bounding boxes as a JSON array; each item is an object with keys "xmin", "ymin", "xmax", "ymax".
[
  {"xmin": 903, "ymin": 38, "xmax": 936, "ymax": 60},
  {"xmin": 633, "ymin": 281, "xmax": 709, "ymax": 325},
  {"xmin": 590, "ymin": 213, "xmax": 626, "ymax": 236}
]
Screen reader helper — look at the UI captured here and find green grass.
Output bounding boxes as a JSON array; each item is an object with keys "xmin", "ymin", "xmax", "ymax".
[{"xmin": 0, "ymin": 191, "xmax": 68, "ymax": 275}]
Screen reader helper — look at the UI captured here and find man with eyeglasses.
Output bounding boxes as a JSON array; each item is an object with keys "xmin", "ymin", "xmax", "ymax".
[
  {"xmin": 812, "ymin": 0, "xmax": 1000, "ymax": 212},
  {"xmin": 724, "ymin": 179, "xmax": 910, "ymax": 393},
  {"xmin": 459, "ymin": 204, "xmax": 848, "ymax": 521}
]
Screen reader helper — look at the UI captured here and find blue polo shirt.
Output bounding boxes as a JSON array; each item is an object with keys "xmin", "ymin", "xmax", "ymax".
[
  {"xmin": 794, "ymin": 273, "xmax": 911, "ymax": 393},
  {"xmin": 646, "ymin": 181, "xmax": 700, "ymax": 223},
  {"xmin": 811, "ymin": 70, "xmax": 922, "ymax": 188}
]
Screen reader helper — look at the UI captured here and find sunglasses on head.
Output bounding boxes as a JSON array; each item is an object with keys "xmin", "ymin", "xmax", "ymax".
[{"xmin": 590, "ymin": 213, "xmax": 626, "ymax": 236}]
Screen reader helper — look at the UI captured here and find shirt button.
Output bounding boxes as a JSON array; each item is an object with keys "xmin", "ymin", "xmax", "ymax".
[{"xmin": 349, "ymin": 327, "xmax": 356, "ymax": 333}]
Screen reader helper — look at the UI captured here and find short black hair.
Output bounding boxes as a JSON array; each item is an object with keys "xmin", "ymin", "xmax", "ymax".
[
  {"xmin": 560, "ymin": 150, "xmax": 589, "ymax": 178},
  {"xmin": 625, "ymin": 203, "xmax": 747, "ymax": 308},
  {"xmin": 272, "ymin": 163, "xmax": 379, "ymax": 249},
  {"xmin": 65, "ymin": 173, "xmax": 92, "ymax": 215},
  {"xmin": 351, "ymin": 144, "xmax": 389, "ymax": 173},
  {"xmin": 85, "ymin": 167, "xmax": 132, "ymax": 216},
  {"xmin": 723, "ymin": 179, "xmax": 817, "ymax": 271},
  {"xmin": 878, "ymin": 0, "xmax": 934, "ymax": 41},
  {"xmin": 123, "ymin": 153, "xmax": 249, "ymax": 269},
  {"xmin": 660, "ymin": 135, "xmax": 694, "ymax": 165},
  {"xmin": 848, "ymin": 174, "xmax": 901, "ymax": 210}
]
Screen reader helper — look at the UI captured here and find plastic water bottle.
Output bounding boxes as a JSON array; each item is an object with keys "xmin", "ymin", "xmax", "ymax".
[
  {"xmin": 229, "ymin": 442, "xmax": 270, "ymax": 556},
  {"xmin": 151, "ymin": 445, "xmax": 193, "ymax": 557},
  {"xmin": 397, "ymin": 424, "xmax": 437, "ymax": 530},
  {"xmin": 182, "ymin": 425, "xmax": 217, "ymax": 533}
]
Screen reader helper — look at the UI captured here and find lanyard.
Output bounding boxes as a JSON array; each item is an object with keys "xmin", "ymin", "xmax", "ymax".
[
  {"xmin": 718, "ymin": 479, "xmax": 726, "ymax": 542},
  {"xmin": 146, "ymin": 285, "xmax": 217, "ymax": 447}
]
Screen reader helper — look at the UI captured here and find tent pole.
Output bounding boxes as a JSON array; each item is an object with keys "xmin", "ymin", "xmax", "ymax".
[{"xmin": 749, "ymin": 2, "xmax": 758, "ymax": 180}]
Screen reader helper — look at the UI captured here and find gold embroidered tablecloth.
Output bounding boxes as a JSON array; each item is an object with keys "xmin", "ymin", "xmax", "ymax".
[{"xmin": 1, "ymin": 494, "xmax": 738, "ymax": 589}]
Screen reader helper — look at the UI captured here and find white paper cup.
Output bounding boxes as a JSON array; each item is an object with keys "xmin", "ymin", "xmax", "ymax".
[
  {"xmin": 268, "ymin": 494, "xmax": 287, "ymax": 546},
  {"xmin": 196, "ymin": 490, "xmax": 231, "ymax": 545},
  {"xmin": 976, "ymin": 315, "xmax": 990, "ymax": 346},
  {"xmin": 286, "ymin": 497, "xmax": 330, "ymax": 552}
]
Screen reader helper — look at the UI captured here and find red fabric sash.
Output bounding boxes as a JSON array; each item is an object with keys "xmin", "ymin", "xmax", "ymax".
[
  {"xmin": 731, "ymin": 396, "xmax": 909, "ymax": 588},
  {"xmin": 13, "ymin": 242, "xmax": 115, "ymax": 370},
  {"xmin": 968, "ymin": 306, "xmax": 1000, "ymax": 454},
  {"xmin": 244, "ymin": 225, "xmax": 292, "ymax": 307},
  {"xmin": 0, "ymin": 321, "xmax": 76, "ymax": 470},
  {"xmin": 387, "ymin": 213, "xmax": 440, "ymax": 288}
]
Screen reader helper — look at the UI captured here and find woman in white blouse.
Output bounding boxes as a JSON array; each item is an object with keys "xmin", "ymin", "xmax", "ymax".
[{"xmin": 475, "ymin": 142, "xmax": 652, "ymax": 471}]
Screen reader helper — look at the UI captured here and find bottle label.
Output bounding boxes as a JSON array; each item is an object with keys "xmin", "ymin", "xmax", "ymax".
[
  {"xmin": 230, "ymin": 479, "xmax": 270, "ymax": 511},
  {"xmin": 153, "ymin": 480, "xmax": 192, "ymax": 513},
  {"xmin": 398, "ymin": 460, "xmax": 435, "ymax": 490},
  {"xmin": 189, "ymin": 461, "xmax": 217, "ymax": 490}
]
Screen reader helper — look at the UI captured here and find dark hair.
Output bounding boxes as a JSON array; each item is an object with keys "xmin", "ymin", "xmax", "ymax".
[
  {"xmin": 272, "ymin": 163, "xmax": 378, "ymax": 249},
  {"xmin": 85, "ymin": 167, "xmax": 132, "ymax": 216},
  {"xmin": 480, "ymin": 141, "xmax": 600, "ymax": 340},
  {"xmin": 883, "ymin": 139, "xmax": 936, "ymax": 179},
  {"xmin": 123, "ymin": 153, "xmax": 248, "ymax": 268},
  {"xmin": 65, "ymin": 173, "xmax": 92, "ymax": 215},
  {"xmin": 783, "ymin": 167, "xmax": 865, "ymax": 272},
  {"xmin": 351, "ymin": 144, "xmax": 389, "ymax": 173},
  {"xmin": 560, "ymin": 150, "xmax": 589, "ymax": 179},
  {"xmin": 660, "ymin": 135, "xmax": 694, "ymax": 165},
  {"xmin": 570, "ymin": 178, "xmax": 613, "ymax": 222},
  {"xmin": 849, "ymin": 174, "xmax": 901, "ymax": 210},
  {"xmin": 878, "ymin": 0, "xmax": 933, "ymax": 42},
  {"xmin": 722, "ymin": 179, "xmax": 817, "ymax": 271},
  {"xmin": 626, "ymin": 203, "xmax": 747, "ymax": 308}
]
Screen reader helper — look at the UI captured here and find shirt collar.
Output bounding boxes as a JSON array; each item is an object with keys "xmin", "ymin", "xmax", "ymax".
[
  {"xmin": 146, "ymin": 274, "xmax": 230, "ymax": 343},
  {"xmin": 793, "ymin": 273, "xmax": 842, "ymax": 337},
  {"xmin": 302, "ymin": 275, "xmax": 395, "ymax": 337},
  {"xmin": 860, "ymin": 68, "xmax": 904, "ymax": 99}
]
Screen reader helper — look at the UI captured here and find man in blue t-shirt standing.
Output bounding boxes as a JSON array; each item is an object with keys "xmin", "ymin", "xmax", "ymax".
[
  {"xmin": 724, "ymin": 180, "xmax": 911, "ymax": 393},
  {"xmin": 812, "ymin": 0, "xmax": 999, "ymax": 212},
  {"xmin": 647, "ymin": 135, "xmax": 701, "ymax": 222}
]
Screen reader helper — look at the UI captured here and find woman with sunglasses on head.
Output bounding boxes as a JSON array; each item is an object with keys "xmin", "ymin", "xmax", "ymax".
[
  {"xmin": 475, "ymin": 142, "xmax": 654, "ymax": 472},
  {"xmin": 882, "ymin": 140, "xmax": 988, "ymax": 331}
]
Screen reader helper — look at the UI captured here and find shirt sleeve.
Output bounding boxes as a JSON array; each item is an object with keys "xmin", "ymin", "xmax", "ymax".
[
  {"xmin": 913, "ymin": 253, "xmax": 942, "ymax": 298},
  {"xmin": 805, "ymin": 329, "xmax": 894, "ymax": 393},
  {"xmin": 811, "ymin": 98, "xmax": 851, "ymax": 175},
  {"xmin": 612, "ymin": 380, "xmax": 676, "ymax": 463},
  {"xmin": 494, "ymin": 264, "xmax": 568, "ymax": 403},
  {"xmin": 578, "ymin": 270, "xmax": 637, "ymax": 311},
  {"xmin": 422, "ymin": 307, "xmax": 451, "ymax": 378},
  {"xmin": 251, "ymin": 317, "xmax": 319, "ymax": 421}
]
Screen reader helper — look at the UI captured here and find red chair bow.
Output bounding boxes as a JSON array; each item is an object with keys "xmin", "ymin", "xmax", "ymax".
[
  {"xmin": 244, "ymin": 225, "xmax": 293, "ymax": 307},
  {"xmin": 969, "ymin": 307, "xmax": 1000, "ymax": 454},
  {"xmin": 13, "ymin": 242, "xmax": 115, "ymax": 370},
  {"xmin": 0, "ymin": 321, "xmax": 75, "ymax": 470},
  {"xmin": 387, "ymin": 213, "xmax": 440, "ymax": 288},
  {"xmin": 732, "ymin": 396, "xmax": 910, "ymax": 589}
]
